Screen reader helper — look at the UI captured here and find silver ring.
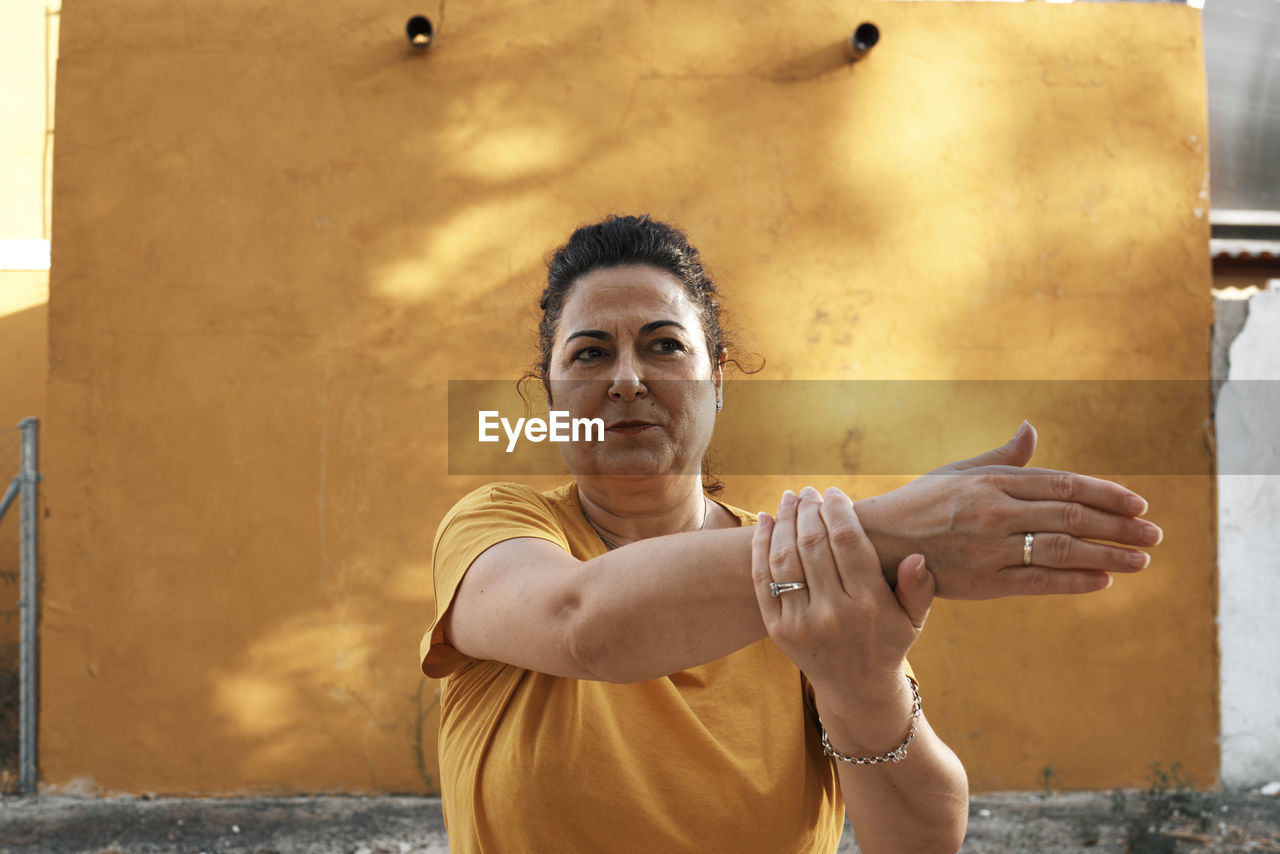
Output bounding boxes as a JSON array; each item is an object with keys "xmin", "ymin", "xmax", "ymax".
[
  {"xmin": 770, "ymin": 581, "xmax": 809, "ymax": 597},
  {"xmin": 1023, "ymin": 533, "xmax": 1035, "ymax": 566}
]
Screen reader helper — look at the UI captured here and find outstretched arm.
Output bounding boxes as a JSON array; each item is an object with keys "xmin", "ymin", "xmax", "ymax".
[{"xmin": 443, "ymin": 423, "xmax": 1159, "ymax": 682}]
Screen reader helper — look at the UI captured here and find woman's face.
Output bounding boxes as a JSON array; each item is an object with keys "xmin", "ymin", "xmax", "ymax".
[{"xmin": 547, "ymin": 265, "xmax": 723, "ymax": 479}]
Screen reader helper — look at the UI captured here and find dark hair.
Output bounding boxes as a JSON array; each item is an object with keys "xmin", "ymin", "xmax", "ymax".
[{"xmin": 528, "ymin": 214, "xmax": 760, "ymax": 493}]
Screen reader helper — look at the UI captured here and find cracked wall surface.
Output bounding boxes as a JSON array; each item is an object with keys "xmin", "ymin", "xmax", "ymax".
[{"xmin": 1216, "ymin": 287, "xmax": 1280, "ymax": 786}]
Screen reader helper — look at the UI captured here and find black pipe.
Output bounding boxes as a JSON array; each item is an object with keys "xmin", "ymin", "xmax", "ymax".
[
  {"xmin": 846, "ymin": 23, "xmax": 879, "ymax": 62},
  {"xmin": 407, "ymin": 16, "xmax": 434, "ymax": 48}
]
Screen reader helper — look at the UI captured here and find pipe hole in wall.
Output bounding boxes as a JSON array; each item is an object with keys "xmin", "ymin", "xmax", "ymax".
[
  {"xmin": 847, "ymin": 23, "xmax": 879, "ymax": 63},
  {"xmin": 407, "ymin": 16, "xmax": 434, "ymax": 48}
]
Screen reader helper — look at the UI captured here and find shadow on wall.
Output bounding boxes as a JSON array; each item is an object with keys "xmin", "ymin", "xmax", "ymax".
[{"xmin": 43, "ymin": 0, "xmax": 1212, "ymax": 794}]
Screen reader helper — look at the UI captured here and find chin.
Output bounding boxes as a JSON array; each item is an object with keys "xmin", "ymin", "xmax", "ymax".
[{"xmin": 563, "ymin": 449, "xmax": 690, "ymax": 478}]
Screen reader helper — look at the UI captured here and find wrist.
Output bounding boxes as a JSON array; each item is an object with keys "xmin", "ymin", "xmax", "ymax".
[
  {"xmin": 813, "ymin": 672, "xmax": 918, "ymax": 760},
  {"xmin": 850, "ymin": 494, "xmax": 907, "ymax": 586}
]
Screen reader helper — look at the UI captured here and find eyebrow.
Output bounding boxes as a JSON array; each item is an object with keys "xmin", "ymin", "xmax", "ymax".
[{"xmin": 565, "ymin": 320, "xmax": 688, "ymax": 344}]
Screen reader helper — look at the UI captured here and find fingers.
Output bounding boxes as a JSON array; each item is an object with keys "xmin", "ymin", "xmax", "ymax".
[
  {"xmin": 995, "ymin": 472, "xmax": 1158, "ymax": 568},
  {"xmin": 894, "ymin": 554, "xmax": 934, "ymax": 630},
  {"xmin": 944, "ymin": 421, "xmax": 1037, "ymax": 472},
  {"xmin": 994, "ymin": 566, "xmax": 1113, "ymax": 597},
  {"xmin": 817, "ymin": 487, "xmax": 883, "ymax": 592},
  {"xmin": 935, "ymin": 423, "xmax": 1151, "ymax": 522},
  {"xmin": 795, "ymin": 487, "xmax": 843, "ymax": 600},
  {"xmin": 751, "ymin": 512, "xmax": 782, "ymax": 623},
  {"xmin": 998, "ymin": 469, "xmax": 1149, "ymax": 519},
  {"xmin": 1010, "ymin": 531, "xmax": 1151, "ymax": 575},
  {"xmin": 1015, "ymin": 501, "xmax": 1162, "ymax": 551},
  {"xmin": 769, "ymin": 490, "xmax": 810, "ymax": 611},
  {"xmin": 761, "ymin": 486, "xmax": 882, "ymax": 613}
]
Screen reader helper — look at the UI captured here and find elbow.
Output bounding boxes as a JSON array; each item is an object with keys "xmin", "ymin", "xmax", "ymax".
[
  {"xmin": 865, "ymin": 821, "xmax": 966, "ymax": 854},
  {"xmin": 561, "ymin": 595, "xmax": 630, "ymax": 683},
  {"xmin": 861, "ymin": 764, "xmax": 969, "ymax": 854},
  {"xmin": 919, "ymin": 743, "xmax": 970, "ymax": 854},
  {"xmin": 935, "ymin": 770, "xmax": 970, "ymax": 854},
  {"xmin": 933, "ymin": 815, "xmax": 968, "ymax": 854},
  {"xmin": 562, "ymin": 598, "xmax": 660, "ymax": 684},
  {"xmin": 559, "ymin": 593, "xmax": 607, "ymax": 681},
  {"xmin": 931, "ymin": 762, "xmax": 970, "ymax": 853},
  {"xmin": 563, "ymin": 623, "xmax": 609, "ymax": 682}
]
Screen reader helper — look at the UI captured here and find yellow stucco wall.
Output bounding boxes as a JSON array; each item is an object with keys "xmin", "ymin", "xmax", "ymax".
[{"xmin": 43, "ymin": 0, "xmax": 1213, "ymax": 794}]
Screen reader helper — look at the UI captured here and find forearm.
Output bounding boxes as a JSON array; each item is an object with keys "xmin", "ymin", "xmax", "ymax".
[
  {"xmin": 572, "ymin": 502, "xmax": 907, "ymax": 683},
  {"xmin": 817, "ymin": 682, "xmax": 968, "ymax": 854},
  {"xmin": 573, "ymin": 526, "xmax": 767, "ymax": 682}
]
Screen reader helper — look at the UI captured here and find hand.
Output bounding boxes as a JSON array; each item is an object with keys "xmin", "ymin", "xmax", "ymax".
[
  {"xmin": 854, "ymin": 421, "xmax": 1162, "ymax": 599},
  {"xmin": 755, "ymin": 489, "xmax": 970, "ymax": 854},
  {"xmin": 751, "ymin": 486, "xmax": 933, "ymax": 705}
]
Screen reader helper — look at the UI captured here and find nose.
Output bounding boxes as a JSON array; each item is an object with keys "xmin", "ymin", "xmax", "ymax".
[{"xmin": 608, "ymin": 351, "xmax": 647, "ymax": 402}]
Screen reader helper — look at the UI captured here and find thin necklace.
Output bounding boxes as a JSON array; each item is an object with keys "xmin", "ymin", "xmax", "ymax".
[{"xmin": 582, "ymin": 496, "xmax": 711, "ymax": 550}]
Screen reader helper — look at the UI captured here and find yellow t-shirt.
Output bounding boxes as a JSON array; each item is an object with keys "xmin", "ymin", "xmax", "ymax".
[{"xmin": 420, "ymin": 481, "xmax": 844, "ymax": 853}]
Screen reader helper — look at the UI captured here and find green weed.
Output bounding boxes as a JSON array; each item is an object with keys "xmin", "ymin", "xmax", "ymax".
[
  {"xmin": 1110, "ymin": 762, "xmax": 1217, "ymax": 854},
  {"xmin": 1037, "ymin": 762, "xmax": 1058, "ymax": 798}
]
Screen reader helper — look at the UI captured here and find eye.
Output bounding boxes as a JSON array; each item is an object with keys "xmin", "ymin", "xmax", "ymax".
[
  {"xmin": 651, "ymin": 338, "xmax": 687, "ymax": 354},
  {"xmin": 571, "ymin": 346, "xmax": 608, "ymax": 363}
]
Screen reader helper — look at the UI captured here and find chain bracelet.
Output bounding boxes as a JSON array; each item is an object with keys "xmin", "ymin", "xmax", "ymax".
[{"xmin": 819, "ymin": 675, "xmax": 922, "ymax": 766}]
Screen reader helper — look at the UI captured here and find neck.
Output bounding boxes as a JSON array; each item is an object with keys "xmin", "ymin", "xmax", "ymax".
[{"xmin": 575, "ymin": 474, "xmax": 708, "ymax": 545}]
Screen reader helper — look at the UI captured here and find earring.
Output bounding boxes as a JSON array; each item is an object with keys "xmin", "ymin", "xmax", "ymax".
[{"xmin": 716, "ymin": 400, "xmax": 723, "ymax": 412}]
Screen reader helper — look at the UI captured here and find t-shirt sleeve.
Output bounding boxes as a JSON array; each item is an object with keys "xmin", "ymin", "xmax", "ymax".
[{"xmin": 420, "ymin": 483, "xmax": 572, "ymax": 679}]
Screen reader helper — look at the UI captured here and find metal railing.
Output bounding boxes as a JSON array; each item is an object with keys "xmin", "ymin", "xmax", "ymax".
[{"xmin": 0, "ymin": 418, "xmax": 39, "ymax": 794}]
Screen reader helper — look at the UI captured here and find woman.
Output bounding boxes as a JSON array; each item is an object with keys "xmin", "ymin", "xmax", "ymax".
[{"xmin": 420, "ymin": 215, "xmax": 1160, "ymax": 852}]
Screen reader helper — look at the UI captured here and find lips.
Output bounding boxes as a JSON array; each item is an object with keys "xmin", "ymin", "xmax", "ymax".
[{"xmin": 606, "ymin": 420, "xmax": 658, "ymax": 435}]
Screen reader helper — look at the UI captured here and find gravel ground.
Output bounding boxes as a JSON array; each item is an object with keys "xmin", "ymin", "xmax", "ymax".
[{"xmin": 2, "ymin": 789, "xmax": 1277, "ymax": 853}]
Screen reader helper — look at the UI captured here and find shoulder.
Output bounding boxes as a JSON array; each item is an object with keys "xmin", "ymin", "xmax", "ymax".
[
  {"xmin": 433, "ymin": 481, "xmax": 577, "ymax": 554},
  {"xmin": 707, "ymin": 495, "xmax": 758, "ymax": 529},
  {"xmin": 443, "ymin": 481, "xmax": 555, "ymax": 511},
  {"xmin": 437, "ymin": 481, "xmax": 568, "ymax": 524}
]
